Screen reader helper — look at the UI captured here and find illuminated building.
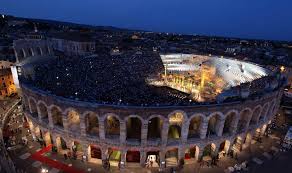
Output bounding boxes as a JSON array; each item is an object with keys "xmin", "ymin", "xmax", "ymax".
[{"xmin": 14, "ymin": 40, "xmax": 284, "ymax": 169}]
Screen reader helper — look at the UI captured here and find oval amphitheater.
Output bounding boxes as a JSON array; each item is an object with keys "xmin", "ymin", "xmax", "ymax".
[{"xmin": 14, "ymin": 39, "xmax": 284, "ymax": 169}]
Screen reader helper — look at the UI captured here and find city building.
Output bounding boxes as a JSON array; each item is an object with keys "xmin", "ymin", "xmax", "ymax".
[{"xmin": 0, "ymin": 68, "xmax": 16, "ymax": 99}]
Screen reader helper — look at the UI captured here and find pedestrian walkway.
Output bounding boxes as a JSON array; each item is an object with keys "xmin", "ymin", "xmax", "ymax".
[{"xmin": 30, "ymin": 144, "xmax": 85, "ymax": 173}]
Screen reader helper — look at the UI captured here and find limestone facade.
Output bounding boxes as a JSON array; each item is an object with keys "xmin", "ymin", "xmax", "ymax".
[{"xmin": 22, "ymin": 83, "xmax": 283, "ymax": 168}]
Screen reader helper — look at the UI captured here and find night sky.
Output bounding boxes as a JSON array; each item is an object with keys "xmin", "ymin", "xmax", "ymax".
[{"xmin": 1, "ymin": 0, "xmax": 292, "ymax": 41}]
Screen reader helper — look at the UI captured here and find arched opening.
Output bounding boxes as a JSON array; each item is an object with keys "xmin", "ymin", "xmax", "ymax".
[
  {"xmin": 253, "ymin": 128, "xmax": 261, "ymax": 141},
  {"xmin": 108, "ymin": 147, "xmax": 121, "ymax": 162},
  {"xmin": 85, "ymin": 112, "xmax": 99, "ymax": 136},
  {"xmin": 72, "ymin": 141, "xmax": 83, "ymax": 159},
  {"xmin": 23, "ymin": 96, "xmax": 29, "ymax": 112},
  {"xmin": 168, "ymin": 125, "xmax": 181, "ymax": 139},
  {"xmin": 218, "ymin": 140, "xmax": 230, "ymax": 159},
  {"xmin": 67, "ymin": 110, "xmax": 81, "ymax": 133},
  {"xmin": 147, "ymin": 117, "xmax": 163, "ymax": 140},
  {"xmin": 207, "ymin": 114, "xmax": 221, "ymax": 136},
  {"xmin": 126, "ymin": 117, "xmax": 142, "ymax": 141},
  {"xmin": 168, "ymin": 112, "xmax": 184, "ymax": 140},
  {"xmin": 188, "ymin": 116, "xmax": 202, "ymax": 138},
  {"xmin": 105, "ymin": 115, "xmax": 120, "ymax": 138},
  {"xmin": 28, "ymin": 48, "xmax": 33, "ymax": 57},
  {"xmin": 126, "ymin": 150, "xmax": 140, "ymax": 163},
  {"xmin": 146, "ymin": 151, "xmax": 159, "ymax": 167},
  {"xmin": 34, "ymin": 126, "xmax": 41, "ymax": 138},
  {"xmin": 269, "ymin": 102, "xmax": 276, "ymax": 118},
  {"xmin": 51, "ymin": 106, "xmax": 63, "ymax": 128},
  {"xmin": 201, "ymin": 143, "xmax": 216, "ymax": 164},
  {"xmin": 56, "ymin": 137, "xmax": 67, "ymax": 152},
  {"xmin": 250, "ymin": 106, "xmax": 261, "ymax": 125},
  {"xmin": 259, "ymin": 104, "xmax": 269, "ymax": 121},
  {"xmin": 38, "ymin": 102, "xmax": 48, "ymax": 122},
  {"xmin": 223, "ymin": 112, "xmax": 237, "ymax": 134},
  {"xmin": 47, "ymin": 46, "xmax": 50, "ymax": 54},
  {"xmin": 184, "ymin": 146, "xmax": 199, "ymax": 161},
  {"xmin": 90, "ymin": 145, "xmax": 102, "ymax": 159},
  {"xmin": 231, "ymin": 137, "xmax": 242, "ymax": 154},
  {"xmin": 36, "ymin": 47, "xmax": 42, "ymax": 55},
  {"xmin": 43, "ymin": 132, "xmax": 52, "ymax": 146},
  {"xmin": 29, "ymin": 99, "xmax": 37, "ymax": 118},
  {"xmin": 165, "ymin": 148, "xmax": 178, "ymax": 167},
  {"xmin": 244, "ymin": 133, "xmax": 252, "ymax": 145},
  {"xmin": 237, "ymin": 109, "xmax": 251, "ymax": 133},
  {"xmin": 17, "ymin": 49, "xmax": 25, "ymax": 61}
]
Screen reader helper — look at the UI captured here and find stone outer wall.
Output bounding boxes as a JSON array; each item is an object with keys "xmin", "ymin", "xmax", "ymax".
[{"xmin": 21, "ymin": 83, "xmax": 283, "ymax": 168}]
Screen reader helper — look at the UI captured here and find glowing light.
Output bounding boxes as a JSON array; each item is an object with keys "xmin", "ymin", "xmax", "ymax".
[
  {"xmin": 169, "ymin": 113, "xmax": 184, "ymax": 124},
  {"xmin": 41, "ymin": 168, "xmax": 48, "ymax": 173},
  {"xmin": 280, "ymin": 66, "xmax": 285, "ymax": 72}
]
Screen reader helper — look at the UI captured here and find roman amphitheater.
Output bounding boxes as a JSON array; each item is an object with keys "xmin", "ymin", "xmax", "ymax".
[{"xmin": 13, "ymin": 39, "xmax": 284, "ymax": 169}]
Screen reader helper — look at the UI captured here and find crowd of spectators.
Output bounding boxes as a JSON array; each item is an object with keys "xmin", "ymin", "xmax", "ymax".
[
  {"xmin": 22, "ymin": 51, "xmax": 193, "ymax": 106},
  {"xmin": 20, "ymin": 50, "xmax": 280, "ymax": 106}
]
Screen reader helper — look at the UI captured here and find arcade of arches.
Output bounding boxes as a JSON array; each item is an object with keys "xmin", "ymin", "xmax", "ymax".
[{"xmin": 23, "ymin": 94, "xmax": 280, "ymax": 169}]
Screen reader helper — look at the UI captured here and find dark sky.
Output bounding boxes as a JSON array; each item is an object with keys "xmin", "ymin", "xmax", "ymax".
[{"xmin": 1, "ymin": 0, "xmax": 292, "ymax": 41}]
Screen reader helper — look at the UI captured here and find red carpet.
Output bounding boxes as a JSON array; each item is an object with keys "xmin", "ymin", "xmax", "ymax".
[{"xmin": 30, "ymin": 144, "xmax": 85, "ymax": 173}]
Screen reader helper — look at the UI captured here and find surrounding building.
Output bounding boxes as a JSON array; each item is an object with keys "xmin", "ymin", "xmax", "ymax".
[{"xmin": 0, "ymin": 68, "xmax": 16, "ymax": 99}]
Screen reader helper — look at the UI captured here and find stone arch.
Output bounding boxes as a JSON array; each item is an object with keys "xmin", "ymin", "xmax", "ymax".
[
  {"xmin": 147, "ymin": 115, "xmax": 163, "ymax": 140},
  {"xmin": 207, "ymin": 112, "xmax": 224, "ymax": 136},
  {"xmin": 84, "ymin": 111, "xmax": 99, "ymax": 136},
  {"xmin": 185, "ymin": 145, "xmax": 199, "ymax": 160},
  {"xmin": 47, "ymin": 46, "xmax": 51, "ymax": 54},
  {"xmin": 126, "ymin": 150, "xmax": 140, "ymax": 163},
  {"xmin": 36, "ymin": 47, "xmax": 42, "ymax": 55},
  {"xmin": 223, "ymin": 110, "xmax": 239, "ymax": 135},
  {"xmin": 218, "ymin": 140, "xmax": 231, "ymax": 155},
  {"xmin": 65, "ymin": 108, "xmax": 81, "ymax": 133},
  {"xmin": 244, "ymin": 133, "xmax": 253, "ymax": 145},
  {"xmin": 28, "ymin": 97, "xmax": 38, "ymax": 117},
  {"xmin": 104, "ymin": 113, "xmax": 120, "ymax": 138},
  {"xmin": 34, "ymin": 126, "xmax": 41, "ymax": 138},
  {"xmin": 43, "ymin": 131, "xmax": 52, "ymax": 146},
  {"xmin": 71, "ymin": 141, "xmax": 83, "ymax": 159},
  {"xmin": 188, "ymin": 114, "xmax": 204, "ymax": 138},
  {"xmin": 269, "ymin": 100, "xmax": 276, "ymax": 118},
  {"xmin": 22, "ymin": 95, "xmax": 29, "ymax": 111},
  {"xmin": 17, "ymin": 49, "xmax": 25, "ymax": 60},
  {"xmin": 56, "ymin": 136, "xmax": 67, "ymax": 152},
  {"xmin": 260, "ymin": 103, "xmax": 270, "ymax": 121},
  {"xmin": 165, "ymin": 148, "xmax": 178, "ymax": 167},
  {"xmin": 126, "ymin": 115, "xmax": 142, "ymax": 140},
  {"xmin": 28, "ymin": 48, "xmax": 34, "ymax": 57},
  {"xmin": 50, "ymin": 105, "xmax": 63, "ymax": 128},
  {"xmin": 237, "ymin": 108, "xmax": 252, "ymax": 133},
  {"xmin": 168, "ymin": 110, "xmax": 186, "ymax": 140},
  {"xmin": 107, "ymin": 147, "xmax": 122, "ymax": 162},
  {"xmin": 232, "ymin": 136, "xmax": 243, "ymax": 153},
  {"xmin": 250, "ymin": 106, "xmax": 262, "ymax": 125},
  {"xmin": 90, "ymin": 145, "xmax": 102, "ymax": 159},
  {"xmin": 202, "ymin": 143, "xmax": 216, "ymax": 157},
  {"xmin": 37, "ymin": 101, "xmax": 48, "ymax": 121}
]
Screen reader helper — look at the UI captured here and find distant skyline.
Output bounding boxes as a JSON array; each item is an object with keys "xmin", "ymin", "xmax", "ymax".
[{"xmin": 1, "ymin": 0, "xmax": 292, "ymax": 41}]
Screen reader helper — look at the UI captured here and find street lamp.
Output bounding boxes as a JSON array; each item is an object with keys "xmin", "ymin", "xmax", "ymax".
[
  {"xmin": 280, "ymin": 66, "xmax": 285, "ymax": 72},
  {"xmin": 41, "ymin": 168, "xmax": 48, "ymax": 173}
]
